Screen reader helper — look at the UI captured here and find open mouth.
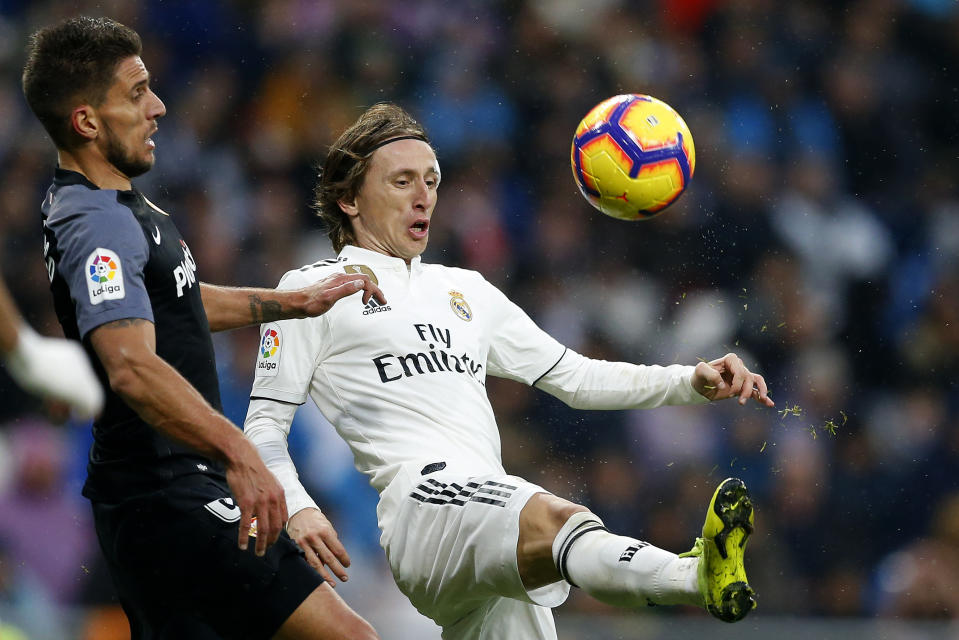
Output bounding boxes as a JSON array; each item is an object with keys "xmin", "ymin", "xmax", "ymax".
[{"xmin": 410, "ymin": 220, "xmax": 429, "ymax": 238}]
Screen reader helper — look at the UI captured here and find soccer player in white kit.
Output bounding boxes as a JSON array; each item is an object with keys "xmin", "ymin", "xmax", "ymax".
[{"xmin": 244, "ymin": 103, "xmax": 775, "ymax": 639}]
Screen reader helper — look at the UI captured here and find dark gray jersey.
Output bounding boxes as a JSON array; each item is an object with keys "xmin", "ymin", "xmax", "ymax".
[{"xmin": 42, "ymin": 169, "xmax": 224, "ymax": 502}]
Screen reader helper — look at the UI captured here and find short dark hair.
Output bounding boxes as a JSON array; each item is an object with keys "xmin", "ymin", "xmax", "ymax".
[
  {"xmin": 314, "ymin": 103, "xmax": 431, "ymax": 253},
  {"xmin": 22, "ymin": 16, "xmax": 142, "ymax": 150}
]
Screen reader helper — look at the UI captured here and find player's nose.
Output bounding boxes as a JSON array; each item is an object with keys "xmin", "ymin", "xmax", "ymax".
[
  {"xmin": 148, "ymin": 90, "xmax": 167, "ymax": 120},
  {"xmin": 411, "ymin": 178, "xmax": 431, "ymax": 209}
]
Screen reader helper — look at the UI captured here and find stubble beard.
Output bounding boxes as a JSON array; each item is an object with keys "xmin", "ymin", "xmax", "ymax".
[{"xmin": 102, "ymin": 120, "xmax": 153, "ymax": 179}]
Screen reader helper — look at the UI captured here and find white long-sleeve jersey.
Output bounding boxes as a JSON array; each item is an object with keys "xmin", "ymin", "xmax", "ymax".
[{"xmin": 244, "ymin": 245, "xmax": 708, "ymax": 536}]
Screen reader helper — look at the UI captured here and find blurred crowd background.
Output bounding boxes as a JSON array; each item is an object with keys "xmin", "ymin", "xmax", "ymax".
[{"xmin": 0, "ymin": 0, "xmax": 957, "ymax": 637}]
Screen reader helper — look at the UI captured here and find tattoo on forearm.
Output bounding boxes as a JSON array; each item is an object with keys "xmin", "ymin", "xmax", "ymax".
[
  {"xmin": 102, "ymin": 318, "xmax": 150, "ymax": 329},
  {"xmin": 248, "ymin": 294, "xmax": 284, "ymax": 323}
]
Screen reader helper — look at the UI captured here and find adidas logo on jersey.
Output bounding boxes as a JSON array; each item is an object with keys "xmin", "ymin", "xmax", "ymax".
[{"xmin": 362, "ymin": 297, "xmax": 392, "ymax": 316}]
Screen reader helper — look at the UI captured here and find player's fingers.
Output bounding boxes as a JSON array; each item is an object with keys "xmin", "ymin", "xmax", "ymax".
[
  {"xmin": 344, "ymin": 279, "xmax": 368, "ymax": 297},
  {"xmin": 370, "ymin": 282, "xmax": 386, "ymax": 305},
  {"xmin": 313, "ymin": 555, "xmax": 338, "ymax": 586},
  {"xmin": 238, "ymin": 509, "xmax": 252, "ymax": 551},
  {"xmin": 323, "ymin": 531, "xmax": 351, "ymax": 568},
  {"xmin": 754, "ymin": 375, "xmax": 775, "ymax": 407},
  {"xmin": 727, "ymin": 358, "xmax": 748, "ymax": 400},
  {"xmin": 753, "ymin": 374, "xmax": 768, "ymax": 398},
  {"xmin": 753, "ymin": 375, "xmax": 767, "ymax": 402},
  {"xmin": 267, "ymin": 498, "xmax": 284, "ymax": 548},
  {"xmin": 336, "ymin": 274, "xmax": 385, "ymax": 303},
  {"xmin": 315, "ymin": 544, "xmax": 350, "ymax": 582},
  {"xmin": 738, "ymin": 375, "xmax": 755, "ymax": 405},
  {"xmin": 362, "ymin": 282, "xmax": 387, "ymax": 305},
  {"xmin": 317, "ymin": 280, "xmax": 359, "ymax": 310},
  {"xmin": 321, "ymin": 273, "xmax": 371, "ymax": 300},
  {"xmin": 702, "ymin": 363, "xmax": 726, "ymax": 390},
  {"xmin": 254, "ymin": 509, "xmax": 269, "ymax": 556},
  {"xmin": 300, "ymin": 542, "xmax": 330, "ymax": 579},
  {"xmin": 693, "ymin": 361, "xmax": 726, "ymax": 399},
  {"xmin": 697, "ymin": 362, "xmax": 726, "ymax": 394}
]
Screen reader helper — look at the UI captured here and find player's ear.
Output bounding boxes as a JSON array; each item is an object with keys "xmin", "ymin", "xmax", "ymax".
[
  {"xmin": 338, "ymin": 197, "xmax": 359, "ymax": 218},
  {"xmin": 70, "ymin": 104, "xmax": 99, "ymax": 141}
]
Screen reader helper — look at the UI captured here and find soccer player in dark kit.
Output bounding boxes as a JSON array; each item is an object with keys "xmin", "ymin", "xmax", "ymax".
[{"xmin": 22, "ymin": 16, "xmax": 381, "ymax": 640}]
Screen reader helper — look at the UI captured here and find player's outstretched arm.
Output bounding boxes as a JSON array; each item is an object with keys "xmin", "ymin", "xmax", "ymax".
[
  {"xmin": 199, "ymin": 273, "xmax": 386, "ymax": 332},
  {"xmin": 691, "ymin": 352, "xmax": 775, "ymax": 407},
  {"xmin": 0, "ymin": 280, "xmax": 103, "ymax": 418},
  {"xmin": 89, "ymin": 317, "xmax": 288, "ymax": 555}
]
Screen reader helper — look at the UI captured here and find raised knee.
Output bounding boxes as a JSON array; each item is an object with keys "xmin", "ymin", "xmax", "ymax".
[
  {"xmin": 523, "ymin": 493, "xmax": 591, "ymax": 537},
  {"xmin": 542, "ymin": 496, "xmax": 590, "ymax": 531},
  {"xmin": 518, "ymin": 495, "xmax": 593, "ymax": 588}
]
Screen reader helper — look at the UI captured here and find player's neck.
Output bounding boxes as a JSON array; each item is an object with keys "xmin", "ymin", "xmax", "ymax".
[
  {"xmin": 57, "ymin": 148, "xmax": 133, "ymax": 191},
  {"xmin": 352, "ymin": 239, "xmax": 414, "ymax": 266}
]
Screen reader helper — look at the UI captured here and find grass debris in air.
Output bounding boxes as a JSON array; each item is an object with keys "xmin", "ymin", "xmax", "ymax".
[{"xmin": 777, "ymin": 403, "xmax": 844, "ymax": 439}]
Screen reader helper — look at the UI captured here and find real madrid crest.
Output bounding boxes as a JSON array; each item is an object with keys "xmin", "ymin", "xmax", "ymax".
[{"xmin": 448, "ymin": 289, "xmax": 472, "ymax": 322}]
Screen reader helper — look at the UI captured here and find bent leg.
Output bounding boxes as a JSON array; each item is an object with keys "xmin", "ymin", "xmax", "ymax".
[
  {"xmin": 273, "ymin": 582, "xmax": 378, "ymax": 640},
  {"xmin": 518, "ymin": 493, "xmax": 702, "ymax": 609},
  {"xmin": 517, "ymin": 493, "xmax": 589, "ymax": 589}
]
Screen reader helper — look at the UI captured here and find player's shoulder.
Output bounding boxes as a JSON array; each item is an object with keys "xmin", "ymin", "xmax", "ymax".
[
  {"xmin": 46, "ymin": 183, "xmax": 136, "ymax": 230},
  {"xmin": 421, "ymin": 261, "xmax": 498, "ymax": 291},
  {"xmin": 420, "ymin": 261, "xmax": 484, "ymax": 281},
  {"xmin": 277, "ymin": 256, "xmax": 349, "ymax": 289}
]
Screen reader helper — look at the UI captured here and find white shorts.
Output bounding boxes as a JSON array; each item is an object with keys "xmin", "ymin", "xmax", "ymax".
[{"xmin": 381, "ymin": 470, "xmax": 570, "ymax": 638}]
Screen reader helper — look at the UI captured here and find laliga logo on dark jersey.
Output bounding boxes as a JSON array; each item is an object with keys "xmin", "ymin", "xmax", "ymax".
[
  {"xmin": 174, "ymin": 239, "xmax": 197, "ymax": 298},
  {"xmin": 84, "ymin": 248, "xmax": 126, "ymax": 305}
]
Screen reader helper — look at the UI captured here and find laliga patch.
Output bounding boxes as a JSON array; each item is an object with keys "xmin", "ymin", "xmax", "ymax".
[
  {"xmin": 86, "ymin": 248, "xmax": 125, "ymax": 305},
  {"xmin": 255, "ymin": 322, "xmax": 282, "ymax": 377}
]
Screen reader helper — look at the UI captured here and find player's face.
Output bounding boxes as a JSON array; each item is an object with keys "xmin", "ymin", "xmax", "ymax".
[
  {"xmin": 96, "ymin": 56, "xmax": 166, "ymax": 179},
  {"xmin": 344, "ymin": 139, "xmax": 440, "ymax": 262}
]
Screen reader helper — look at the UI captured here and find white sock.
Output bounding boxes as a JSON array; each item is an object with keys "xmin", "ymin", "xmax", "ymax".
[{"xmin": 551, "ymin": 512, "xmax": 702, "ymax": 608}]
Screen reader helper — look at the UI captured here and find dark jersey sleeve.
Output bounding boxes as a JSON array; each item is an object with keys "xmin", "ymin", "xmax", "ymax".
[{"xmin": 47, "ymin": 189, "xmax": 154, "ymax": 338}]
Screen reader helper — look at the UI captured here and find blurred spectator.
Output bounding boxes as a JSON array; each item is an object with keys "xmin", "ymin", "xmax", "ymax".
[
  {"xmin": 0, "ymin": 538, "xmax": 69, "ymax": 639},
  {"xmin": 875, "ymin": 491, "xmax": 959, "ymax": 618},
  {"xmin": 0, "ymin": 419, "xmax": 95, "ymax": 605}
]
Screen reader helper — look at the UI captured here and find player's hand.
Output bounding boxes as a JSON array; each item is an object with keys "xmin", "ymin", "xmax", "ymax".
[
  {"xmin": 287, "ymin": 507, "xmax": 351, "ymax": 585},
  {"xmin": 692, "ymin": 352, "xmax": 775, "ymax": 407},
  {"xmin": 225, "ymin": 439, "xmax": 289, "ymax": 556},
  {"xmin": 4, "ymin": 325, "xmax": 104, "ymax": 419},
  {"xmin": 297, "ymin": 273, "xmax": 386, "ymax": 318}
]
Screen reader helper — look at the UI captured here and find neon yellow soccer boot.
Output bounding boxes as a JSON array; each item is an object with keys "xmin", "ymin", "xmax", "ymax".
[{"xmin": 680, "ymin": 477, "xmax": 757, "ymax": 622}]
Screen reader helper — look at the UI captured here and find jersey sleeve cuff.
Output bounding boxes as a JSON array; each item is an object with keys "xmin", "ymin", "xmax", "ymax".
[
  {"xmin": 80, "ymin": 309, "xmax": 155, "ymax": 340},
  {"xmin": 247, "ymin": 387, "xmax": 308, "ymax": 405}
]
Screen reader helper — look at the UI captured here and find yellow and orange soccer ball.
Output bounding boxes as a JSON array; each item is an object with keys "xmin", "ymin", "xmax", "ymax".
[{"xmin": 571, "ymin": 94, "xmax": 695, "ymax": 220}]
